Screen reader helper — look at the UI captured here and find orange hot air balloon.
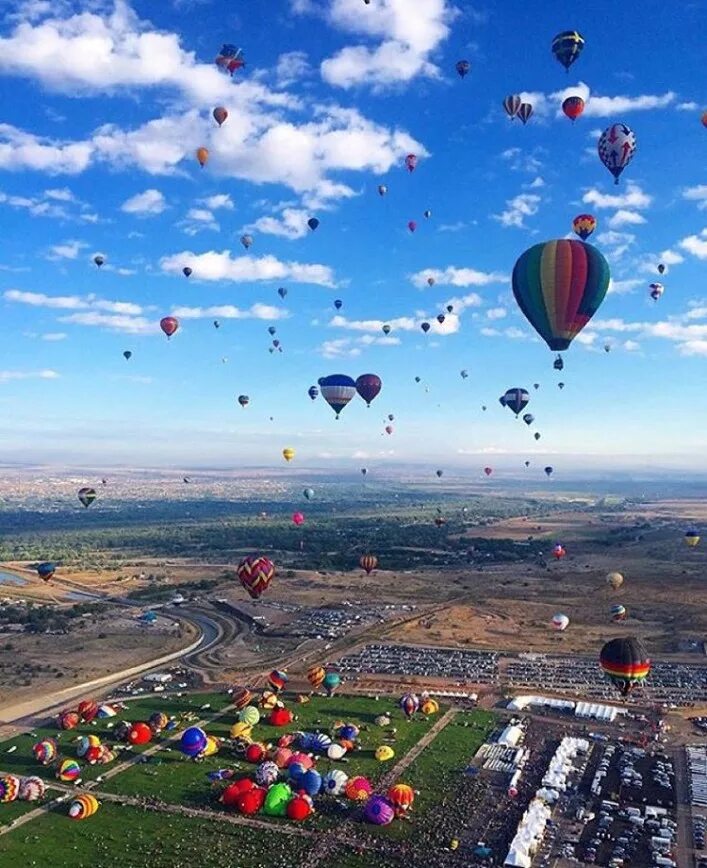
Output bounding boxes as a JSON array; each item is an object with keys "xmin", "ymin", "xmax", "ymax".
[
  {"xmin": 359, "ymin": 554, "xmax": 378, "ymax": 575},
  {"xmin": 160, "ymin": 316, "xmax": 179, "ymax": 339},
  {"xmin": 196, "ymin": 147, "xmax": 209, "ymax": 167},
  {"xmin": 562, "ymin": 95, "xmax": 585, "ymax": 122},
  {"xmin": 213, "ymin": 107, "xmax": 228, "ymax": 127}
]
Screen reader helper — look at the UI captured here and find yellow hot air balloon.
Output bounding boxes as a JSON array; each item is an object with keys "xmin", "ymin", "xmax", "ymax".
[
  {"xmin": 375, "ymin": 745, "xmax": 395, "ymax": 762},
  {"xmin": 201, "ymin": 735, "xmax": 220, "ymax": 757},
  {"xmin": 685, "ymin": 530, "xmax": 701, "ymax": 548},
  {"xmin": 282, "ymin": 448, "xmax": 295, "ymax": 462},
  {"xmin": 421, "ymin": 698, "xmax": 439, "ymax": 715},
  {"xmin": 196, "ymin": 147, "xmax": 209, "ymax": 167},
  {"xmin": 230, "ymin": 721, "xmax": 253, "ymax": 740},
  {"xmin": 606, "ymin": 571, "xmax": 624, "ymax": 590}
]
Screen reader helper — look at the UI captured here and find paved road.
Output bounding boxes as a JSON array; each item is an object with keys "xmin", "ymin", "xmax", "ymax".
[{"xmin": 672, "ymin": 745, "xmax": 695, "ymax": 868}]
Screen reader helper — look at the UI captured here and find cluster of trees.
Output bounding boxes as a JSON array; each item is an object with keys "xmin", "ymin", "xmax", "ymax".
[{"xmin": 0, "ymin": 601, "xmax": 111, "ymax": 634}]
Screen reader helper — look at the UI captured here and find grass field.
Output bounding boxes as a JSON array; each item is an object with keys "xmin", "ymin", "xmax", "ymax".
[{"xmin": 0, "ymin": 692, "xmax": 496, "ymax": 867}]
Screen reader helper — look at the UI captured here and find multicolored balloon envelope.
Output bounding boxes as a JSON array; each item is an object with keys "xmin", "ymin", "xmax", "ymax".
[
  {"xmin": 599, "ymin": 636, "xmax": 651, "ymax": 696},
  {"xmin": 318, "ymin": 375, "xmax": 357, "ymax": 418},
  {"xmin": 512, "ymin": 240, "xmax": 611, "ymax": 351},
  {"xmin": 598, "ymin": 123, "xmax": 636, "ymax": 184},
  {"xmin": 237, "ymin": 555, "xmax": 275, "ymax": 599}
]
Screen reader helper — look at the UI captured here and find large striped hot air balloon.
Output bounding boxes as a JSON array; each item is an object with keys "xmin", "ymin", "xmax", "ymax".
[
  {"xmin": 399, "ymin": 693, "xmax": 419, "ymax": 719},
  {"xmin": 268, "ymin": 670, "xmax": 288, "ymax": 692},
  {"xmin": 599, "ymin": 637, "xmax": 650, "ymax": 697},
  {"xmin": 307, "ymin": 666, "xmax": 325, "ymax": 690},
  {"xmin": 318, "ymin": 375, "xmax": 357, "ymax": 419},
  {"xmin": 512, "ymin": 240, "xmax": 610, "ymax": 351},
  {"xmin": 359, "ymin": 554, "xmax": 378, "ymax": 575}
]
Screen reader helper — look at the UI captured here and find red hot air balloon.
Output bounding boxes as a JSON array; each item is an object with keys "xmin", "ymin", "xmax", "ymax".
[
  {"xmin": 552, "ymin": 544, "xmax": 566, "ymax": 561},
  {"xmin": 237, "ymin": 556, "xmax": 275, "ymax": 600},
  {"xmin": 213, "ymin": 107, "xmax": 228, "ymax": 126},
  {"xmin": 405, "ymin": 154, "xmax": 417, "ymax": 173},
  {"xmin": 292, "ymin": 512, "xmax": 304, "ymax": 526},
  {"xmin": 160, "ymin": 317, "xmax": 179, "ymax": 339},
  {"xmin": 355, "ymin": 374, "xmax": 382, "ymax": 407},
  {"xmin": 359, "ymin": 554, "xmax": 378, "ymax": 575},
  {"xmin": 562, "ymin": 95, "xmax": 585, "ymax": 122}
]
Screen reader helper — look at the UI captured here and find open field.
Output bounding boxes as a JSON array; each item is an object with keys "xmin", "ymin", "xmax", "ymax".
[{"xmin": 0, "ymin": 690, "xmax": 495, "ymax": 867}]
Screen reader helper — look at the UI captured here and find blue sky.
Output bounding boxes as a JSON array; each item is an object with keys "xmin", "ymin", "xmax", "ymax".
[{"xmin": 0, "ymin": 0, "xmax": 705, "ymax": 470}]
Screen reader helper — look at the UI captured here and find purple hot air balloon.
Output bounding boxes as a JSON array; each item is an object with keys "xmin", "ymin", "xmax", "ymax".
[
  {"xmin": 364, "ymin": 795, "xmax": 395, "ymax": 826},
  {"xmin": 355, "ymin": 374, "xmax": 382, "ymax": 407}
]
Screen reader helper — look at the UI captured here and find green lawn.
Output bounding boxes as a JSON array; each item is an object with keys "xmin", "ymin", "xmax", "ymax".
[
  {"xmin": 0, "ymin": 691, "xmax": 231, "ymax": 783},
  {"xmin": 0, "ymin": 802, "xmax": 311, "ymax": 868},
  {"xmin": 101, "ymin": 693, "xmax": 442, "ymax": 810}
]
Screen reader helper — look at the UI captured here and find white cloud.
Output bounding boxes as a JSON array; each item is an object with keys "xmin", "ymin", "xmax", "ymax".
[
  {"xmin": 493, "ymin": 193, "xmax": 541, "ymax": 229},
  {"xmin": 172, "ymin": 303, "xmax": 288, "ymax": 321},
  {"xmin": 181, "ymin": 208, "xmax": 218, "ymax": 234},
  {"xmin": 608, "ymin": 209, "xmax": 646, "ymax": 228},
  {"xmin": 680, "ymin": 229, "xmax": 707, "ymax": 260},
  {"xmin": 319, "ymin": 338, "xmax": 362, "ymax": 359},
  {"xmin": 410, "ymin": 266, "xmax": 506, "ymax": 289},
  {"xmin": 677, "ymin": 101, "xmax": 698, "ymax": 111},
  {"xmin": 319, "ymin": 0, "xmax": 457, "ymax": 90},
  {"xmin": 684, "ymin": 186, "xmax": 707, "ymax": 210},
  {"xmin": 480, "ymin": 326, "xmax": 527, "ymax": 339},
  {"xmin": 0, "ymin": 369, "xmax": 60, "ymax": 383},
  {"xmin": 608, "ymin": 278, "xmax": 642, "ymax": 295},
  {"xmin": 582, "ymin": 183, "xmax": 651, "ymax": 210},
  {"xmin": 486, "ymin": 307, "xmax": 507, "ymax": 320},
  {"xmin": 249, "ymin": 208, "xmax": 311, "ymax": 240},
  {"xmin": 200, "ymin": 194, "xmax": 233, "ymax": 211},
  {"xmin": 330, "ymin": 314, "xmax": 417, "ymax": 333},
  {"xmin": 121, "ymin": 188, "xmax": 166, "ymax": 215},
  {"xmin": 0, "ymin": 5, "xmax": 425, "ymax": 198},
  {"xmin": 59, "ymin": 311, "xmax": 156, "ymax": 334},
  {"xmin": 274, "ymin": 50, "xmax": 311, "ymax": 89},
  {"xmin": 47, "ymin": 239, "xmax": 87, "ymax": 260},
  {"xmin": 582, "ymin": 91, "xmax": 675, "ymax": 117},
  {"xmin": 4, "ymin": 289, "xmax": 87, "ymax": 309},
  {"xmin": 596, "ymin": 230, "xmax": 636, "ymax": 258},
  {"xmin": 500, "ymin": 147, "xmax": 543, "ymax": 174},
  {"xmin": 40, "ymin": 332, "xmax": 68, "ymax": 341},
  {"xmin": 160, "ymin": 249, "xmax": 336, "ymax": 287},
  {"xmin": 44, "ymin": 187, "xmax": 74, "ymax": 201}
]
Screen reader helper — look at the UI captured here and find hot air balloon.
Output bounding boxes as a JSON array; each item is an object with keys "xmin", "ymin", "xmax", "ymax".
[
  {"xmin": 196, "ymin": 147, "xmax": 209, "ymax": 167},
  {"xmin": 552, "ymin": 544, "xmax": 566, "ymax": 560},
  {"xmin": 355, "ymin": 374, "xmax": 382, "ymax": 407},
  {"xmin": 282, "ymin": 448, "xmax": 295, "ymax": 462},
  {"xmin": 215, "ymin": 44, "xmax": 245, "ymax": 75},
  {"xmin": 213, "ymin": 106, "xmax": 228, "ymax": 127},
  {"xmin": 93, "ymin": 254, "xmax": 104, "ymax": 268},
  {"xmin": 69, "ymin": 794, "xmax": 99, "ymax": 820},
  {"xmin": 399, "ymin": 693, "xmax": 419, "ymax": 719},
  {"xmin": 503, "ymin": 94, "xmax": 522, "ymax": 119},
  {"xmin": 421, "ymin": 322, "xmax": 431, "ymax": 333},
  {"xmin": 522, "ymin": 413, "xmax": 534, "ymax": 426},
  {"xmin": 512, "ymin": 240, "xmax": 611, "ymax": 351},
  {"xmin": 334, "ymin": 299, "xmax": 343, "ymax": 310},
  {"xmin": 685, "ymin": 529, "xmax": 701, "ymax": 548},
  {"xmin": 544, "ymin": 466, "xmax": 553, "ymax": 477},
  {"xmin": 405, "ymin": 154, "xmax": 417, "ymax": 173},
  {"xmin": 323, "ymin": 671, "xmax": 341, "ymax": 696},
  {"xmin": 307, "ymin": 666, "xmax": 325, "ymax": 691},
  {"xmin": 182, "ymin": 266, "xmax": 192, "ymax": 278},
  {"xmin": 436, "ymin": 314, "xmax": 445, "ymax": 324},
  {"xmin": 292, "ymin": 512, "xmax": 304, "ymax": 526},
  {"xmin": 435, "ymin": 469, "xmax": 443, "ymax": 478},
  {"xmin": 33, "ymin": 738, "xmax": 57, "ymax": 765},
  {"xmin": 702, "ymin": 110, "xmax": 707, "ymax": 129},
  {"xmin": 303, "ymin": 488, "xmax": 314, "ymax": 500},
  {"xmin": 278, "ymin": 287, "xmax": 287, "ymax": 299},
  {"xmin": 231, "ymin": 686, "xmax": 252, "ymax": 711},
  {"xmin": 501, "ymin": 388, "xmax": 530, "ymax": 416},
  {"xmin": 649, "ymin": 283, "xmax": 664, "ymax": 301},
  {"xmin": 598, "ymin": 123, "xmax": 636, "ymax": 184},
  {"xmin": 268, "ymin": 326, "xmax": 277, "ymax": 337},
  {"xmin": 308, "ymin": 386, "xmax": 319, "ymax": 401},
  {"xmin": 37, "ymin": 562, "xmax": 56, "ymax": 581},
  {"xmin": 427, "ymin": 276, "xmax": 435, "ymax": 286},
  {"xmin": 461, "ymin": 369, "xmax": 469, "ymax": 379},
  {"xmin": 604, "ymin": 343, "xmax": 611, "ymax": 353},
  {"xmin": 240, "ymin": 234, "xmax": 253, "ymax": 250},
  {"xmin": 552, "ymin": 30, "xmax": 585, "ymax": 71},
  {"xmin": 534, "ymin": 432, "xmax": 541, "ymax": 440},
  {"xmin": 180, "ymin": 726, "xmax": 208, "ymax": 758},
  {"xmin": 572, "ymin": 214, "xmax": 596, "ymax": 240},
  {"xmin": 552, "ymin": 613, "xmax": 570, "ymax": 631},
  {"xmin": 307, "ymin": 217, "xmax": 319, "ymax": 231},
  {"xmin": 553, "ymin": 355, "xmax": 564, "ymax": 371},
  {"xmin": 268, "ymin": 670, "xmax": 288, "ymax": 692},
  {"xmin": 237, "ymin": 556, "xmax": 275, "ymax": 600},
  {"xmin": 361, "ymin": 467, "xmax": 368, "ymax": 476},
  {"xmin": 78, "ymin": 487, "xmax": 96, "ymax": 508},
  {"xmin": 377, "ymin": 184, "xmax": 388, "ymax": 196},
  {"xmin": 562, "ymin": 95, "xmax": 585, "ymax": 122},
  {"xmin": 318, "ymin": 374, "xmax": 357, "ymax": 419},
  {"xmin": 123, "ymin": 350, "xmax": 132, "ymax": 360},
  {"xmin": 382, "ymin": 324, "xmax": 391, "ymax": 335},
  {"xmin": 484, "ymin": 467, "xmax": 493, "ymax": 476},
  {"xmin": 611, "ymin": 604, "xmax": 627, "ymax": 622},
  {"xmin": 524, "ymin": 460, "xmax": 530, "ymax": 467},
  {"xmin": 237, "ymin": 395, "xmax": 250, "ymax": 409},
  {"xmin": 346, "ymin": 776, "xmax": 373, "ymax": 801},
  {"xmin": 423, "ymin": 209, "xmax": 432, "ymax": 219},
  {"xmin": 599, "ymin": 637, "xmax": 650, "ymax": 696},
  {"xmin": 518, "ymin": 103, "xmax": 533, "ymax": 125},
  {"xmin": 388, "ymin": 784, "xmax": 415, "ymax": 815},
  {"xmin": 408, "ymin": 220, "xmax": 417, "ymax": 233},
  {"xmin": 160, "ymin": 316, "xmax": 179, "ymax": 339},
  {"xmin": 359, "ymin": 554, "xmax": 378, "ymax": 575},
  {"xmin": 455, "ymin": 59, "xmax": 471, "ymax": 78}
]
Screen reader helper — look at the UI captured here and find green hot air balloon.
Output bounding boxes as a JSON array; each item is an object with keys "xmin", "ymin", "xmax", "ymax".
[{"xmin": 512, "ymin": 240, "xmax": 610, "ymax": 351}]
